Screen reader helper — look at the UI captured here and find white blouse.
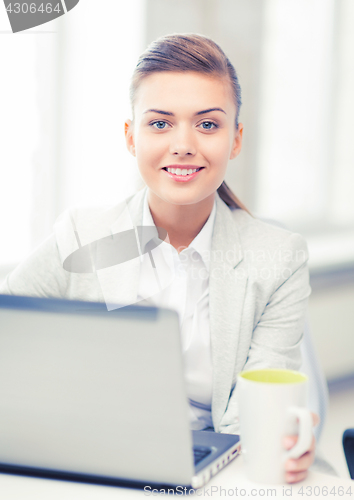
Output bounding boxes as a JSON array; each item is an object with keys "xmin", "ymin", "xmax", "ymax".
[{"xmin": 136, "ymin": 190, "xmax": 217, "ymax": 430}]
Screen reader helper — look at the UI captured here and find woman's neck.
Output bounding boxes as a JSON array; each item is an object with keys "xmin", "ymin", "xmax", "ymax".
[{"xmin": 147, "ymin": 190, "xmax": 215, "ymax": 253}]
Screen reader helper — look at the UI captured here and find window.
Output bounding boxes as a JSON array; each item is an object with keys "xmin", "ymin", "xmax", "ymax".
[
  {"xmin": 0, "ymin": 0, "xmax": 146, "ymax": 275},
  {"xmin": 255, "ymin": 0, "xmax": 354, "ymax": 270},
  {"xmin": 0, "ymin": 7, "xmax": 39, "ymax": 264}
]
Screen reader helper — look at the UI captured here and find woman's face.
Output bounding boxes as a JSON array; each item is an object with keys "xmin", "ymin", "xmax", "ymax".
[{"xmin": 125, "ymin": 71, "xmax": 243, "ymax": 207}]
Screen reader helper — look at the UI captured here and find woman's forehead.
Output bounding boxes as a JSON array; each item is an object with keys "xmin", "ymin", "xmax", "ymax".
[{"xmin": 134, "ymin": 71, "xmax": 235, "ymax": 111}]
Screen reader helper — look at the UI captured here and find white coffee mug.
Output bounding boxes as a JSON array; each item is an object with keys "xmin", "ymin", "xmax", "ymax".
[{"xmin": 237, "ymin": 368, "xmax": 313, "ymax": 484}]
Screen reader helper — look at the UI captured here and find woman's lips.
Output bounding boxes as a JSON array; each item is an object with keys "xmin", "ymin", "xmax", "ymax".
[{"xmin": 162, "ymin": 167, "xmax": 204, "ymax": 182}]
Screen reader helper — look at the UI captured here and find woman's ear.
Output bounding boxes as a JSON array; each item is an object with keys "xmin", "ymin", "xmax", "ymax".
[
  {"xmin": 124, "ymin": 119, "xmax": 136, "ymax": 156},
  {"xmin": 230, "ymin": 123, "xmax": 243, "ymax": 160}
]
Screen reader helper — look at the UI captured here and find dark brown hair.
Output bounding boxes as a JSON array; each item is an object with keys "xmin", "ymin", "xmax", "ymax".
[{"xmin": 130, "ymin": 33, "xmax": 249, "ymax": 212}]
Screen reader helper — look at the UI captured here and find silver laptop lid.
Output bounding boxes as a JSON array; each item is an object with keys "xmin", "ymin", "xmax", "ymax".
[{"xmin": 0, "ymin": 295, "xmax": 195, "ymax": 486}]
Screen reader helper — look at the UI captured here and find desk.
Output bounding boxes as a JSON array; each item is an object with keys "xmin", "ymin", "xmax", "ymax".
[{"xmin": 1, "ymin": 455, "xmax": 352, "ymax": 499}]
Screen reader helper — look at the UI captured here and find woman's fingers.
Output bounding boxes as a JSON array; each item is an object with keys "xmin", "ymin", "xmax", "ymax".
[
  {"xmin": 285, "ymin": 436, "xmax": 316, "ymax": 470},
  {"xmin": 283, "ymin": 417, "xmax": 317, "ymax": 484},
  {"xmin": 284, "ymin": 436, "xmax": 316, "ymax": 483}
]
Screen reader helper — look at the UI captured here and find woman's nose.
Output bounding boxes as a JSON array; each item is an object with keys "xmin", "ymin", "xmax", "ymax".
[{"xmin": 169, "ymin": 126, "xmax": 197, "ymax": 156}]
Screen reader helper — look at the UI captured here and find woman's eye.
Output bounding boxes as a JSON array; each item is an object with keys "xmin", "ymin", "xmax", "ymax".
[
  {"xmin": 151, "ymin": 121, "xmax": 168, "ymax": 129},
  {"xmin": 200, "ymin": 121, "xmax": 217, "ymax": 130}
]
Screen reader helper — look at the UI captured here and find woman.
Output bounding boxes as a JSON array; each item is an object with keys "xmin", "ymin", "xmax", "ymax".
[{"xmin": 1, "ymin": 33, "xmax": 319, "ymax": 483}]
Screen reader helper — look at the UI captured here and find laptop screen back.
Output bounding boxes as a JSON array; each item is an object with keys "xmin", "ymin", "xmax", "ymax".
[{"xmin": 0, "ymin": 295, "xmax": 195, "ymax": 486}]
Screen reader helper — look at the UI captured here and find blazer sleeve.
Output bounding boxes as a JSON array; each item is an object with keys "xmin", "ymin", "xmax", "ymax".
[
  {"xmin": 0, "ymin": 233, "xmax": 69, "ymax": 298},
  {"xmin": 218, "ymin": 233, "xmax": 311, "ymax": 435}
]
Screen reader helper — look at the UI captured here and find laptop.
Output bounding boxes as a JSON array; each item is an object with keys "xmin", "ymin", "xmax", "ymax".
[{"xmin": 0, "ymin": 294, "xmax": 240, "ymax": 490}]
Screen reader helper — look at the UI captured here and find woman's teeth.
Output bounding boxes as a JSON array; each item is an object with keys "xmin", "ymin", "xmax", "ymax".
[{"xmin": 166, "ymin": 167, "xmax": 200, "ymax": 176}]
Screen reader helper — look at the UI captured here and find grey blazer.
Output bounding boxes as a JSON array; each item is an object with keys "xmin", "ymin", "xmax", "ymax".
[{"xmin": 0, "ymin": 186, "xmax": 311, "ymax": 435}]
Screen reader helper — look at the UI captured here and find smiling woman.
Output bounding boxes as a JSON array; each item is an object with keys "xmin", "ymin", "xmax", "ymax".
[{"xmin": 0, "ymin": 33, "xmax": 320, "ymax": 484}]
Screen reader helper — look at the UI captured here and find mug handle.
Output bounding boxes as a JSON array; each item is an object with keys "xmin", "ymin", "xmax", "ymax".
[{"xmin": 284, "ymin": 407, "xmax": 313, "ymax": 459}]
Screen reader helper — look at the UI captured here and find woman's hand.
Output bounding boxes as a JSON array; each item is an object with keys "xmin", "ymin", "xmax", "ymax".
[{"xmin": 283, "ymin": 412, "xmax": 319, "ymax": 483}]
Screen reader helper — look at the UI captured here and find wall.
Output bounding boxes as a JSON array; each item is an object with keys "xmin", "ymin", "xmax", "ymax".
[{"xmin": 309, "ymin": 280, "xmax": 354, "ymax": 381}]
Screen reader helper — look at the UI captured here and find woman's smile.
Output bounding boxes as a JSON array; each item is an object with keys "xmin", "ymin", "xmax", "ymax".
[{"xmin": 162, "ymin": 165, "xmax": 205, "ymax": 181}]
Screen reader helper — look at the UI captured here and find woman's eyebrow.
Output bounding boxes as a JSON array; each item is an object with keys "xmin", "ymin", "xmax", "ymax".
[
  {"xmin": 143, "ymin": 107, "xmax": 227, "ymax": 116},
  {"xmin": 143, "ymin": 109, "xmax": 173, "ymax": 116},
  {"xmin": 195, "ymin": 107, "xmax": 227, "ymax": 116}
]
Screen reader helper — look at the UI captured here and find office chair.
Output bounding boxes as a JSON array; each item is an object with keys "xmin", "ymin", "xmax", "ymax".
[
  {"xmin": 299, "ymin": 318, "xmax": 329, "ymax": 443},
  {"xmin": 259, "ymin": 216, "xmax": 329, "ymax": 444},
  {"xmin": 343, "ymin": 429, "xmax": 354, "ymax": 479}
]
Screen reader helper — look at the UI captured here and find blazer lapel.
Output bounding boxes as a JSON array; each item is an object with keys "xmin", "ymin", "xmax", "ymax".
[
  {"xmin": 210, "ymin": 193, "xmax": 248, "ymax": 431},
  {"xmin": 96, "ymin": 186, "xmax": 248, "ymax": 430},
  {"xmin": 96, "ymin": 187, "xmax": 147, "ymax": 310}
]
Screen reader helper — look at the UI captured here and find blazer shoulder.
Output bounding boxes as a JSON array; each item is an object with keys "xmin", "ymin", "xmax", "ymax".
[
  {"xmin": 52, "ymin": 189, "xmax": 144, "ymax": 262},
  {"xmin": 53, "ymin": 191, "xmax": 140, "ymax": 241},
  {"xmin": 229, "ymin": 208, "xmax": 309, "ymax": 265}
]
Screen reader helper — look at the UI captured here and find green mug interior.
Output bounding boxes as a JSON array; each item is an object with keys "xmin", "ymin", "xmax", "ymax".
[{"xmin": 239, "ymin": 368, "xmax": 308, "ymax": 384}]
